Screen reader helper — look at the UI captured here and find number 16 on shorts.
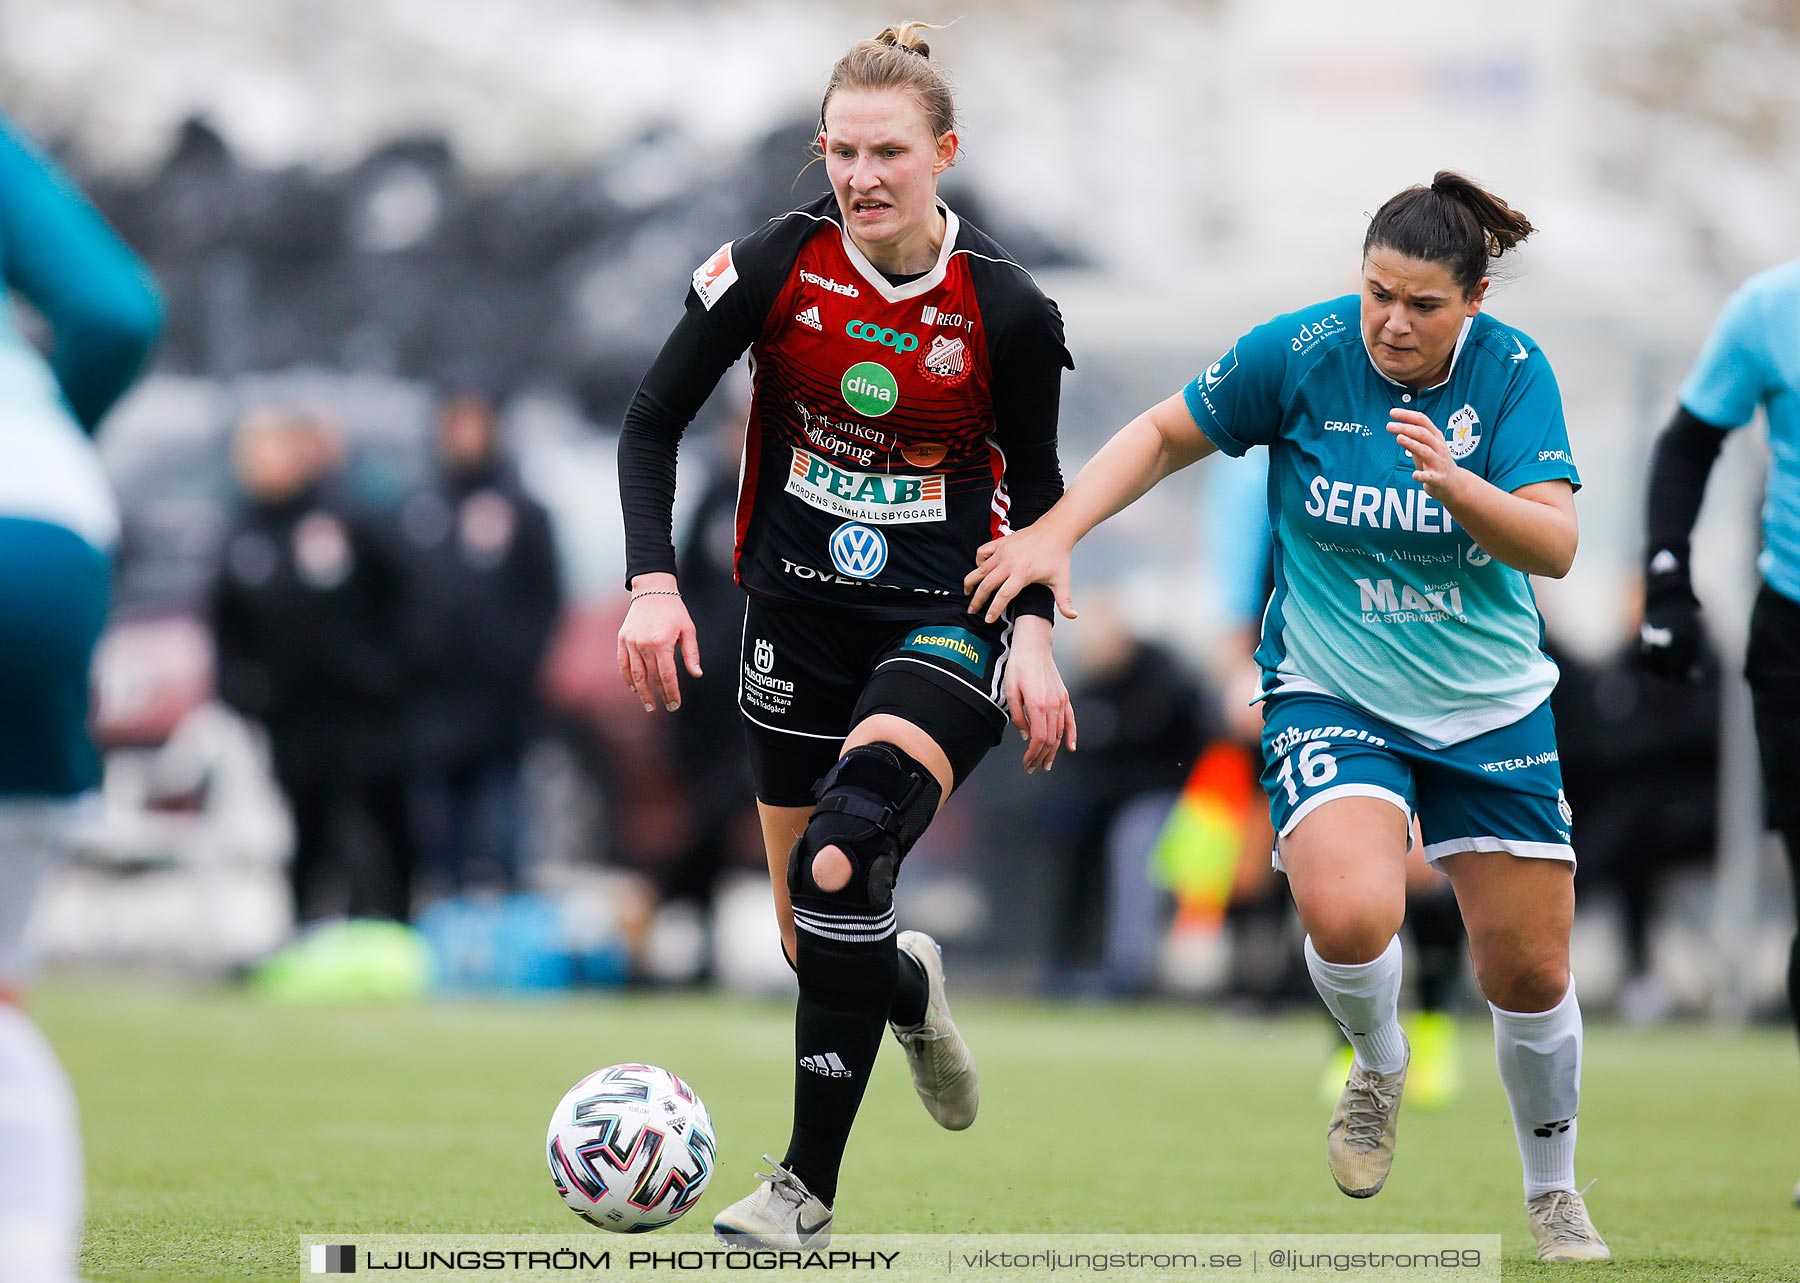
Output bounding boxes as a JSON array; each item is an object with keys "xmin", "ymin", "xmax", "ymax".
[{"xmin": 1276, "ymin": 740, "xmax": 1338, "ymax": 804}]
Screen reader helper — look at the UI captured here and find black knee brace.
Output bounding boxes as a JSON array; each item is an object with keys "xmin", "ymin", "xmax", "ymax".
[{"xmin": 789, "ymin": 743, "xmax": 942, "ymax": 921}]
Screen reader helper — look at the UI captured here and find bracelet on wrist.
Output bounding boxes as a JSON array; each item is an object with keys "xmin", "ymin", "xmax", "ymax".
[{"xmin": 630, "ymin": 589, "xmax": 682, "ymax": 600}]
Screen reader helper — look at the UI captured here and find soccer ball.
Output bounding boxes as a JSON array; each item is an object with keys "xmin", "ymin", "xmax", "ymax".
[{"xmin": 546, "ymin": 1063, "xmax": 717, "ymax": 1233}]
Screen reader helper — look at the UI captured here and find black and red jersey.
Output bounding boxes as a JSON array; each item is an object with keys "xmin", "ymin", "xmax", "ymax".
[{"xmin": 620, "ymin": 193, "xmax": 1070, "ymax": 619}]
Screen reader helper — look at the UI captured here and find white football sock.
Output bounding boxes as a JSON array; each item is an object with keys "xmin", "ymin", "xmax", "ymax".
[
  {"xmin": 0, "ymin": 1003, "xmax": 82, "ymax": 1283},
  {"xmin": 1491, "ymin": 979, "xmax": 1582, "ymax": 1201},
  {"xmin": 1305, "ymin": 934, "xmax": 1408, "ymax": 1074}
]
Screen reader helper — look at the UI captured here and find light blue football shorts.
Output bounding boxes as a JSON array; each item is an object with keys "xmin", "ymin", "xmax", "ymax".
[{"xmin": 1259, "ymin": 691, "xmax": 1575, "ymax": 870}]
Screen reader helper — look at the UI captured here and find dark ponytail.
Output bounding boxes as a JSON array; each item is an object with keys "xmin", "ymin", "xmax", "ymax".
[{"xmin": 1362, "ymin": 170, "xmax": 1534, "ymax": 296}]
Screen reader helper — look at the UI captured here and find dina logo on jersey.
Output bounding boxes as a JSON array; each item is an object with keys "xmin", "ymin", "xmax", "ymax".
[
  {"xmin": 920, "ymin": 334, "xmax": 969, "ymax": 385},
  {"xmin": 841, "ymin": 362, "xmax": 900, "ymax": 418},
  {"xmin": 828, "ymin": 522, "xmax": 888, "ymax": 579},
  {"xmin": 1446, "ymin": 404, "xmax": 1482, "ymax": 459},
  {"xmin": 786, "ymin": 449, "xmax": 945, "ymax": 524}
]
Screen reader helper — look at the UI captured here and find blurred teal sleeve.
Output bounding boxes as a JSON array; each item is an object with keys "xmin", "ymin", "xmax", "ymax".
[
  {"xmin": 1199, "ymin": 451, "xmax": 1272, "ymax": 630},
  {"xmin": 0, "ymin": 117, "xmax": 164, "ymax": 432},
  {"xmin": 1678, "ymin": 281, "xmax": 1771, "ymax": 431},
  {"xmin": 1179, "ymin": 316, "xmax": 1288, "ymax": 456}
]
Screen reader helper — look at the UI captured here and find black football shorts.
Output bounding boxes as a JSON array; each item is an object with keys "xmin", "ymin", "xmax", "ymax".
[
  {"xmin": 737, "ymin": 595, "xmax": 1014, "ymax": 806},
  {"xmin": 1746, "ymin": 582, "xmax": 1800, "ymax": 830}
]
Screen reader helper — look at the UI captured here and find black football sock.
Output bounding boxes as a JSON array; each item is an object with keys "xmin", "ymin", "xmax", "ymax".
[
  {"xmin": 1782, "ymin": 827, "xmax": 1800, "ymax": 1049},
  {"xmin": 888, "ymin": 946, "xmax": 928, "ymax": 1027},
  {"xmin": 782, "ymin": 927, "xmax": 897, "ymax": 1208},
  {"xmin": 1408, "ymin": 886, "xmax": 1466, "ymax": 1014}
]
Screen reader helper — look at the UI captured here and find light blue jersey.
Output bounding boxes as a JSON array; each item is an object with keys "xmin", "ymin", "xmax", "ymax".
[
  {"xmin": 1182, "ymin": 296, "xmax": 1579, "ymax": 748},
  {"xmin": 1680, "ymin": 259, "xmax": 1800, "ymax": 604}
]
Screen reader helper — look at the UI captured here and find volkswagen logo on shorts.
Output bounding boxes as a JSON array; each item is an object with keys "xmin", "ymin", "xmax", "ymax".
[{"xmin": 829, "ymin": 522, "xmax": 888, "ymax": 580}]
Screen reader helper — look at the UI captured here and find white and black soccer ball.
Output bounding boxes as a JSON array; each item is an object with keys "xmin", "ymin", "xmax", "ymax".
[{"xmin": 546, "ymin": 1063, "xmax": 717, "ymax": 1233}]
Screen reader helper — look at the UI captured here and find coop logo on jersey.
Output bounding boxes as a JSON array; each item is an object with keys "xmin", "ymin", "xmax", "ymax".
[
  {"xmin": 904, "ymin": 627, "xmax": 990, "ymax": 674},
  {"xmin": 787, "ymin": 449, "xmax": 945, "ymax": 524},
  {"xmin": 691, "ymin": 242, "xmax": 738, "ymax": 310},
  {"xmin": 828, "ymin": 522, "xmax": 888, "ymax": 579},
  {"xmin": 846, "ymin": 320, "xmax": 919, "ymax": 353},
  {"xmin": 753, "ymin": 637, "xmax": 774, "ymax": 674},
  {"xmin": 1446, "ymin": 404, "xmax": 1482, "ymax": 459},
  {"xmin": 920, "ymin": 334, "xmax": 969, "ymax": 384},
  {"xmin": 841, "ymin": 362, "xmax": 900, "ymax": 418}
]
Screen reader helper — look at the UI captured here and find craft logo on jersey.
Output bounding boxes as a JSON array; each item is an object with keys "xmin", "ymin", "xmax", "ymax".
[
  {"xmin": 846, "ymin": 320, "xmax": 919, "ymax": 353},
  {"xmin": 841, "ymin": 361, "xmax": 900, "ymax": 418},
  {"xmin": 795, "ymin": 305, "xmax": 822, "ymax": 331},
  {"xmin": 829, "ymin": 522, "xmax": 888, "ymax": 579},
  {"xmin": 787, "ymin": 448, "xmax": 945, "ymax": 524},
  {"xmin": 753, "ymin": 637, "xmax": 774, "ymax": 674},
  {"xmin": 920, "ymin": 334, "xmax": 969, "ymax": 385},
  {"xmin": 692, "ymin": 241, "xmax": 738, "ymax": 310},
  {"xmin": 1446, "ymin": 404, "xmax": 1482, "ymax": 459}
]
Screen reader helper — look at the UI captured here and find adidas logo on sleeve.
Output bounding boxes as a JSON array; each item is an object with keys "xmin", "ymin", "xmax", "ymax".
[{"xmin": 796, "ymin": 305, "xmax": 822, "ymax": 331}]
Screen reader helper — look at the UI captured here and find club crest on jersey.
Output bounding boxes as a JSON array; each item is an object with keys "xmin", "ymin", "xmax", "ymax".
[
  {"xmin": 692, "ymin": 242, "xmax": 737, "ymax": 310},
  {"xmin": 1446, "ymin": 404, "xmax": 1482, "ymax": 459},
  {"xmin": 829, "ymin": 522, "xmax": 888, "ymax": 579},
  {"xmin": 787, "ymin": 449, "xmax": 945, "ymax": 524},
  {"xmin": 919, "ymin": 334, "xmax": 970, "ymax": 385}
]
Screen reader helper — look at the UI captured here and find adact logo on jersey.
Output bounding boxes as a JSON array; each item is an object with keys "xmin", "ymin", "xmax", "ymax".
[
  {"xmin": 841, "ymin": 362, "xmax": 900, "ymax": 418},
  {"xmin": 1446, "ymin": 404, "xmax": 1482, "ymax": 459},
  {"xmin": 1291, "ymin": 312, "xmax": 1347, "ymax": 353},
  {"xmin": 800, "ymin": 269, "xmax": 860, "ymax": 298},
  {"xmin": 692, "ymin": 242, "xmax": 738, "ymax": 310},
  {"xmin": 787, "ymin": 449, "xmax": 945, "ymax": 524},
  {"xmin": 829, "ymin": 522, "xmax": 888, "ymax": 579}
]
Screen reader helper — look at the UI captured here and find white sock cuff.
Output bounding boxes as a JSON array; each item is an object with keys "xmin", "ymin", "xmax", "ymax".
[
  {"xmin": 1304, "ymin": 933, "xmax": 1400, "ymax": 984},
  {"xmin": 1489, "ymin": 977, "xmax": 1577, "ymax": 1026}
]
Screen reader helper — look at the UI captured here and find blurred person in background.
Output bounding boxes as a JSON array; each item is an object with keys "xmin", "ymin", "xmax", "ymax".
[
  {"xmin": 616, "ymin": 23, "xmax": 1075, "ymax": 1247},
  {"xmin": 0, "ymin": 114, "xmax": 162, "ymax": 1282},
  {"xmin": 1042, "ymin": 596, "xmax": 1211, "ymax": 996},
  {"xmin": 211, "ymin": 410, "xmax": 418, "ymax": 925},
  {"xmin": 1638, "ymin": 256, "xmax": 1800, "ymax": 1204},
  {"xmin": 402, "ymin": 375, "xmax": 560, "ymax": 900},
  {"xmin": 970, "ymin": 173, "xmax": 1608, "ymax": 1261}
]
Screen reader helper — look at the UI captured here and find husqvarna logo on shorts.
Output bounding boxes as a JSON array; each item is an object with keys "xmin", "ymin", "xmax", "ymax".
[
  {"xmin": 753, "ymin": 637, "xmax": 774, "ymax": 673},
  {"xmin": 829, "ymin": 522, "xmax": 888, "ymax": 579}
]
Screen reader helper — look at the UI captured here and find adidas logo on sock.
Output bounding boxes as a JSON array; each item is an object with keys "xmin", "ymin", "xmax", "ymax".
[
  {"xmin": 795, "ymin": 305, "xmax": 822, "ymax": 331},
  {"xmin": 799, "ymin": 1051, "xmax": 853, "ymax": 1078}
]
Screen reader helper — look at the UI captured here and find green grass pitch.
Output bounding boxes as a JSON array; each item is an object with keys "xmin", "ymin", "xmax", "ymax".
[{"xmin": 33, "ymin": 979, "xmax": 1800, "ymax": 1281}]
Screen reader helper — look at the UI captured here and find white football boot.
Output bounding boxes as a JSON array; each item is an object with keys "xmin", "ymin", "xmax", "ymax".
[
  {"xmin": 712, "ymin": 1157, "xmax": 832, "ymax": 1250},
  {"xmin": 891, "ymin": 930, "xmax": 979, "ymax": 1130}
]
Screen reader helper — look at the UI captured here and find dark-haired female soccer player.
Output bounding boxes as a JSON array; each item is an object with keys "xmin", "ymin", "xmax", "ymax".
[
  {"xmin": 969, "ymin": 172, "xmax": 1609, "ymax": 1262},
  {"xmin": 616, "ymin": 22, "xmax": 1075, "ymax": 1248}
]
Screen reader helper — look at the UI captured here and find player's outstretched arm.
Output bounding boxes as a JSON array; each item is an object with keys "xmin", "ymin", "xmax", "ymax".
[
  {"xmin": 965, "ymin": 393, "xmax": 1217, "ymax": 621},
  {"xmin": 617, "ymin": 572, "xmax": 703, "ymax": 713},
  {"xmin": 1004, "ymin": 614, "xmax": 1077, "ymax": 773},
  {"xmin": 1387, "ymin": 407, "xmax": 1577, "ymax": 577}
]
